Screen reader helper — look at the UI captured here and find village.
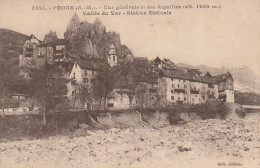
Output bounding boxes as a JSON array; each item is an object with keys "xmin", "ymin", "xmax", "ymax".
[
  {"xmin": 1, "ymin": 2, "xmax": 260, "ymax": 166},
  {"xmin": 3, "ymin": 26, "xmax": 235, "ymax": 115}
]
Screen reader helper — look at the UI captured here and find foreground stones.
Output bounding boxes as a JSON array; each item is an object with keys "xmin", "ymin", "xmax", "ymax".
[{"xmin": 0, "ymin": 114, "xmax": 259, "ymax": 168}]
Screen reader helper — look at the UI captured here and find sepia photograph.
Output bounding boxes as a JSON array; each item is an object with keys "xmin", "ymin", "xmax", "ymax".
[{"xmin": 0, "ymin": 0, "xmax": 259, "ymax": 167}]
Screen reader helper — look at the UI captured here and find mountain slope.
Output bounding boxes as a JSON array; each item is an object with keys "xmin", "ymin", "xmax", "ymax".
[
  {"xmin": 0, "ymin": 28, "xmax": 29, "ymax": 65},
  {"xmin": 176, "ymin": 63, "xmax": 260, "ymax": 93}
]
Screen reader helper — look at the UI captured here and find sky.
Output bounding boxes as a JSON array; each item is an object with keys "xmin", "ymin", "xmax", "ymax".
[{"xmin": 0, "ymin": 0, "xmax": 259, "ymax": 76}]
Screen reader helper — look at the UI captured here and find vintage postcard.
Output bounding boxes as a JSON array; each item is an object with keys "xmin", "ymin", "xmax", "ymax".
[{"xmin": 0, "ymin": 0, "xmax": 259, "ymax": 168}]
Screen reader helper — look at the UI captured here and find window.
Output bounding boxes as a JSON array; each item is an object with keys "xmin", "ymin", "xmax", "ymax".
[
  {"xmin": 184, "ymin": 85, "xmax": 187, "ymax": 88},
  {"xmin": 178, "ymin": 84, "xmax": 179, "ymax": 88},
  {"xmin": 171, "ymin": 96, "xmax": 174, "ymax": 100},
  {"xmin": 171, "ymin": 90, "xmax": 174, "ymax": 93},
  {"xmin": 171, "ymin": 78, "xmax": 173, "ymax": 81},
  {"xmin": 113, "ymin": 56, "xmax": 115, "ymax": 61},
  {"xmin": 192, "ymin": 98, "xmax": 194, "ymax": 102},
  {"xmin": 184, "ymin": 97, "xmax": 186, "ymax": 101},
  {"xmin": 84, "ymin": 78, "xmax": 88, "ymax": 83},
  {"xmin": 72, "ymin": 91, "xmax": 75, "ymax": 96},
  {"xmin": 107, "ymin": 103, "xmax": 114, "ymax": 107},
  {"xmin": 172, "ymin": 84, "xmax": 175, "ymax": 88},
  {"xmin": 85, "ymin": 70, "xmax": 88, "ymax": 75},
  {"xmin": 75, "ymin": 63, "xmax": 77, "ymax": 68},
  {"xmin": 73, "ymin": 72, "xmax": 75, "ymax": 78}
]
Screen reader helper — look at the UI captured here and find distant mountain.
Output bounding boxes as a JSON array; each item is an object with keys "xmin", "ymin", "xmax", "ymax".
[
  {"xmin": 176, "ymin": 63, "xmax": 260, "ymax": 93},
  {"xmin": 0, "ymin": 28, "xmax": 29, "ymax": 65},
  {"xmin": 64, "ymin": 13, "xmax": 132, "ymax": 60}
]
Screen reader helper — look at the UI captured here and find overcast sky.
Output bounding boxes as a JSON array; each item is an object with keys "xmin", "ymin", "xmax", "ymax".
[{"xmin": 0, "ymin": 0, "xmax": 259, "ymax": 76}]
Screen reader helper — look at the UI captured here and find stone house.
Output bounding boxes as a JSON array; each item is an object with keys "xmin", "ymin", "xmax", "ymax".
[
  {"xmin": 106, "ymin": 62, "xmax": 159, "ymax": 110},
  {"xmin": 19, "ymin": 34, "xmax": 41, "ymax": 67},
  {"xmin": 20, "ymin": 36, "xmax": 70, "ymax": 68},
  {"xmin": 67, "ymin": 57, "xmax": 110, "ymax": 109},
  {"xmin": 214, "ymin": 72, "xmax": 234, "ymax": 102}
]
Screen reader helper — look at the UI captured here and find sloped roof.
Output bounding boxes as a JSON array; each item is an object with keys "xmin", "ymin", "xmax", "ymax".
[
  {"xmin": 49, "ymin": 39, "xmax": 69, "ymax": 46},
  {"xmin": 24, "ymin": 34, "xmax": 42, "ymax": 43},
  {"xmin": 161, "ymin": 69, "xmax": 217, "ymax": 84},
  {"xmin": 214, "ymin": 72, "xmax": 233, "ymax": 82},
  {"xmin": 161, "ymin": 69, "xmax": 194, "ymax": 80},
  {"xmin": 134, "ymin": 57, "xmax": 148, "ymax": 62},
  {"xmin": 76, "ymin": 57, "xmax": 110, "ymax": 71}
]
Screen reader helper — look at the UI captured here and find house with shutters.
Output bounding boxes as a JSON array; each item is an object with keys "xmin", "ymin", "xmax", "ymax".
[
  {"xmin": 20, "ymin": 36, "xmax": 70, "ymax": 68},
  {"xmin": 67, "ymin": 57, "xmax": 110, "ymax": 109},
  {"xmin": 19, "ymin": 34, "xmax": 41, "ymax": 67},
  {"xmin": 153, "ymin": 57, "xmax": 219, "ymax": 106},
  {"xmin": 106, "ymin": 61, "xmax": 159, "ymax": 110}
]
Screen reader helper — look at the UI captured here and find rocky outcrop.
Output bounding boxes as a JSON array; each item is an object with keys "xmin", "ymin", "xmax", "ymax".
[
  {"xmin": 43, "ymin": 30, "xmax": 58, "ymax": 44},
  {"xmin": 64, "ymin": 13, "xmax": 131, "ymax": 60}
]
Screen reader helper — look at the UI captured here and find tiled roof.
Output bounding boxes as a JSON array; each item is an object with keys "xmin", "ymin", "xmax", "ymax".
[
  {"xmin": 49, "ymin": 39, "xmax": 69, "ymax": 46},
  {"xmin": 161, "ymin": 69, "xmax": 217, "ymax": 84},
  {"xmin": 76, "ymin": 57, "xmax": 110, "ymax": 71},
  {"xmin": 214, "ymin": 72, "xmax": 233, "ymax": 82},
  {"xmin": 134, "ymin": 57, "xmax": 148, "ymax": 62}
]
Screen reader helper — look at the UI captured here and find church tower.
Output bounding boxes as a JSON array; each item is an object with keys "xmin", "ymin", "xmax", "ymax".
[{"xmin": 108, "ymin": 44, "xmax": 117, "ymax": 67}]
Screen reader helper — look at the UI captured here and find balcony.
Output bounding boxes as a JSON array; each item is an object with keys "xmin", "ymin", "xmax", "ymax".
[
  {"xmin": 174, "ymin": 89, "xmax": 185, "ymax": 94},
  {"xmin": 25, "ymin": 53, "xmax": 33, "ymax": 57},
  {"xmin": 38, "ymin": 54, "xmax": 44, "ymax": 58},
  {"xmin": 190, "ymin": 90, "xmax": 199, "ymax": 94},
  {"xmin": 25, "ymin": 47, "xmax": 33, "ymax": 52}
]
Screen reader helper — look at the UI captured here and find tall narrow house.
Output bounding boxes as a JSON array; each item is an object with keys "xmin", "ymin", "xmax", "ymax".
[
  {"xmin": 214, "ymin": 72, "xmax": 234, "ymax": 102},
  {"xmin": 19, "ymin": 34, "xmax": 41, "ymax": 67}
]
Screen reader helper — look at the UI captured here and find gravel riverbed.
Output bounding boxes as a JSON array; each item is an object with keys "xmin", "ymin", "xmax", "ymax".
[{"xmin": 0, "ymin": 113, "xmax": 259, "ymax": 168}]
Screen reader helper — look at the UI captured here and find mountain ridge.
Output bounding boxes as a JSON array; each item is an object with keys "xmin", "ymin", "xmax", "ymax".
[{"xmin": 176, "ymin": 63, "xmax": 260, "ymax": 93}]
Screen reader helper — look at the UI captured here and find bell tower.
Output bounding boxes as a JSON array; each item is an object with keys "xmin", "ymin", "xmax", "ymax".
[{"xmin": 108, "ymin": 44, "xmax": 117, "ymax": 67}]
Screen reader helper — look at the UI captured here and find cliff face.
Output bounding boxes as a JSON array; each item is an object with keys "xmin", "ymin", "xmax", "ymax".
[{"xmin": 64, "ymin": 13, "xmax": 128, "ymax": 60}]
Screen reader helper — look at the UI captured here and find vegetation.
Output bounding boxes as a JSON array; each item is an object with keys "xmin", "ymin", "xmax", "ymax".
[
  {"xmin": 24, "ymin": 65, "xmax": 68, "ymax": 124},
  {"xmin": 92, "ymin": 70, "xmax": 114, "ymax": 110},
  {"xmin": 0, "ymin": 56, "xmax": 22, "ymax": 117},
  {"xmin": 235, "ymin": 91, "xmax": 260, "ymax": 105}
]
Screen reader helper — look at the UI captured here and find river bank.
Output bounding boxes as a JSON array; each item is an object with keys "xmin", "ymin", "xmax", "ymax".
[{"xmin": 0, "ymin": 113, "xmax": 259, "ymax": 168}]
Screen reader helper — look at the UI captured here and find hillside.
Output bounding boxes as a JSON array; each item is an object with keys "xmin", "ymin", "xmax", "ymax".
[
  {"xmin": 177, "ymin": 63, "xmax": 260, "ymax": 93},
  {"xmin": 0, "ymin": 28, "xmax": 29, "ymax": 65}
]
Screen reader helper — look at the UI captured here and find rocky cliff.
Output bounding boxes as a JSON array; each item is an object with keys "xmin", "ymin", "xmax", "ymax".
[{"xmin": 64, "ymin": 13, "xmax": 131, "ymax": 60}]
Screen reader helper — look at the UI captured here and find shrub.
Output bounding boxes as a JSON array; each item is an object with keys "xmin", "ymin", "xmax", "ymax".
[
  {"xmin": 235, "ymin": 108, "xmax": 246, "ymax": 118},
  {"xmin": 189, "ymin": 100, "xmax": 228, "ymax": 119}
]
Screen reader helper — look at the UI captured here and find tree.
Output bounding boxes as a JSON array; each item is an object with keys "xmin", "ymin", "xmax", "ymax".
[
  {"xmin": 0, "ymin": 57, "xmax": 20, "ymax": 117},
  {"xmin": 27, "ymin": 65, "xmax": 67, "ymax": 124},
  {"xmin": 112, "ymin": 63, "xmax": 138, "ymax": 109},
  {"xmin": 73, "ymin": 83, "xmax": 93, "ymax": 110},
  {"xmin": 93, "ymin": 70, "xmax": 114, "ymax": 110}
]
